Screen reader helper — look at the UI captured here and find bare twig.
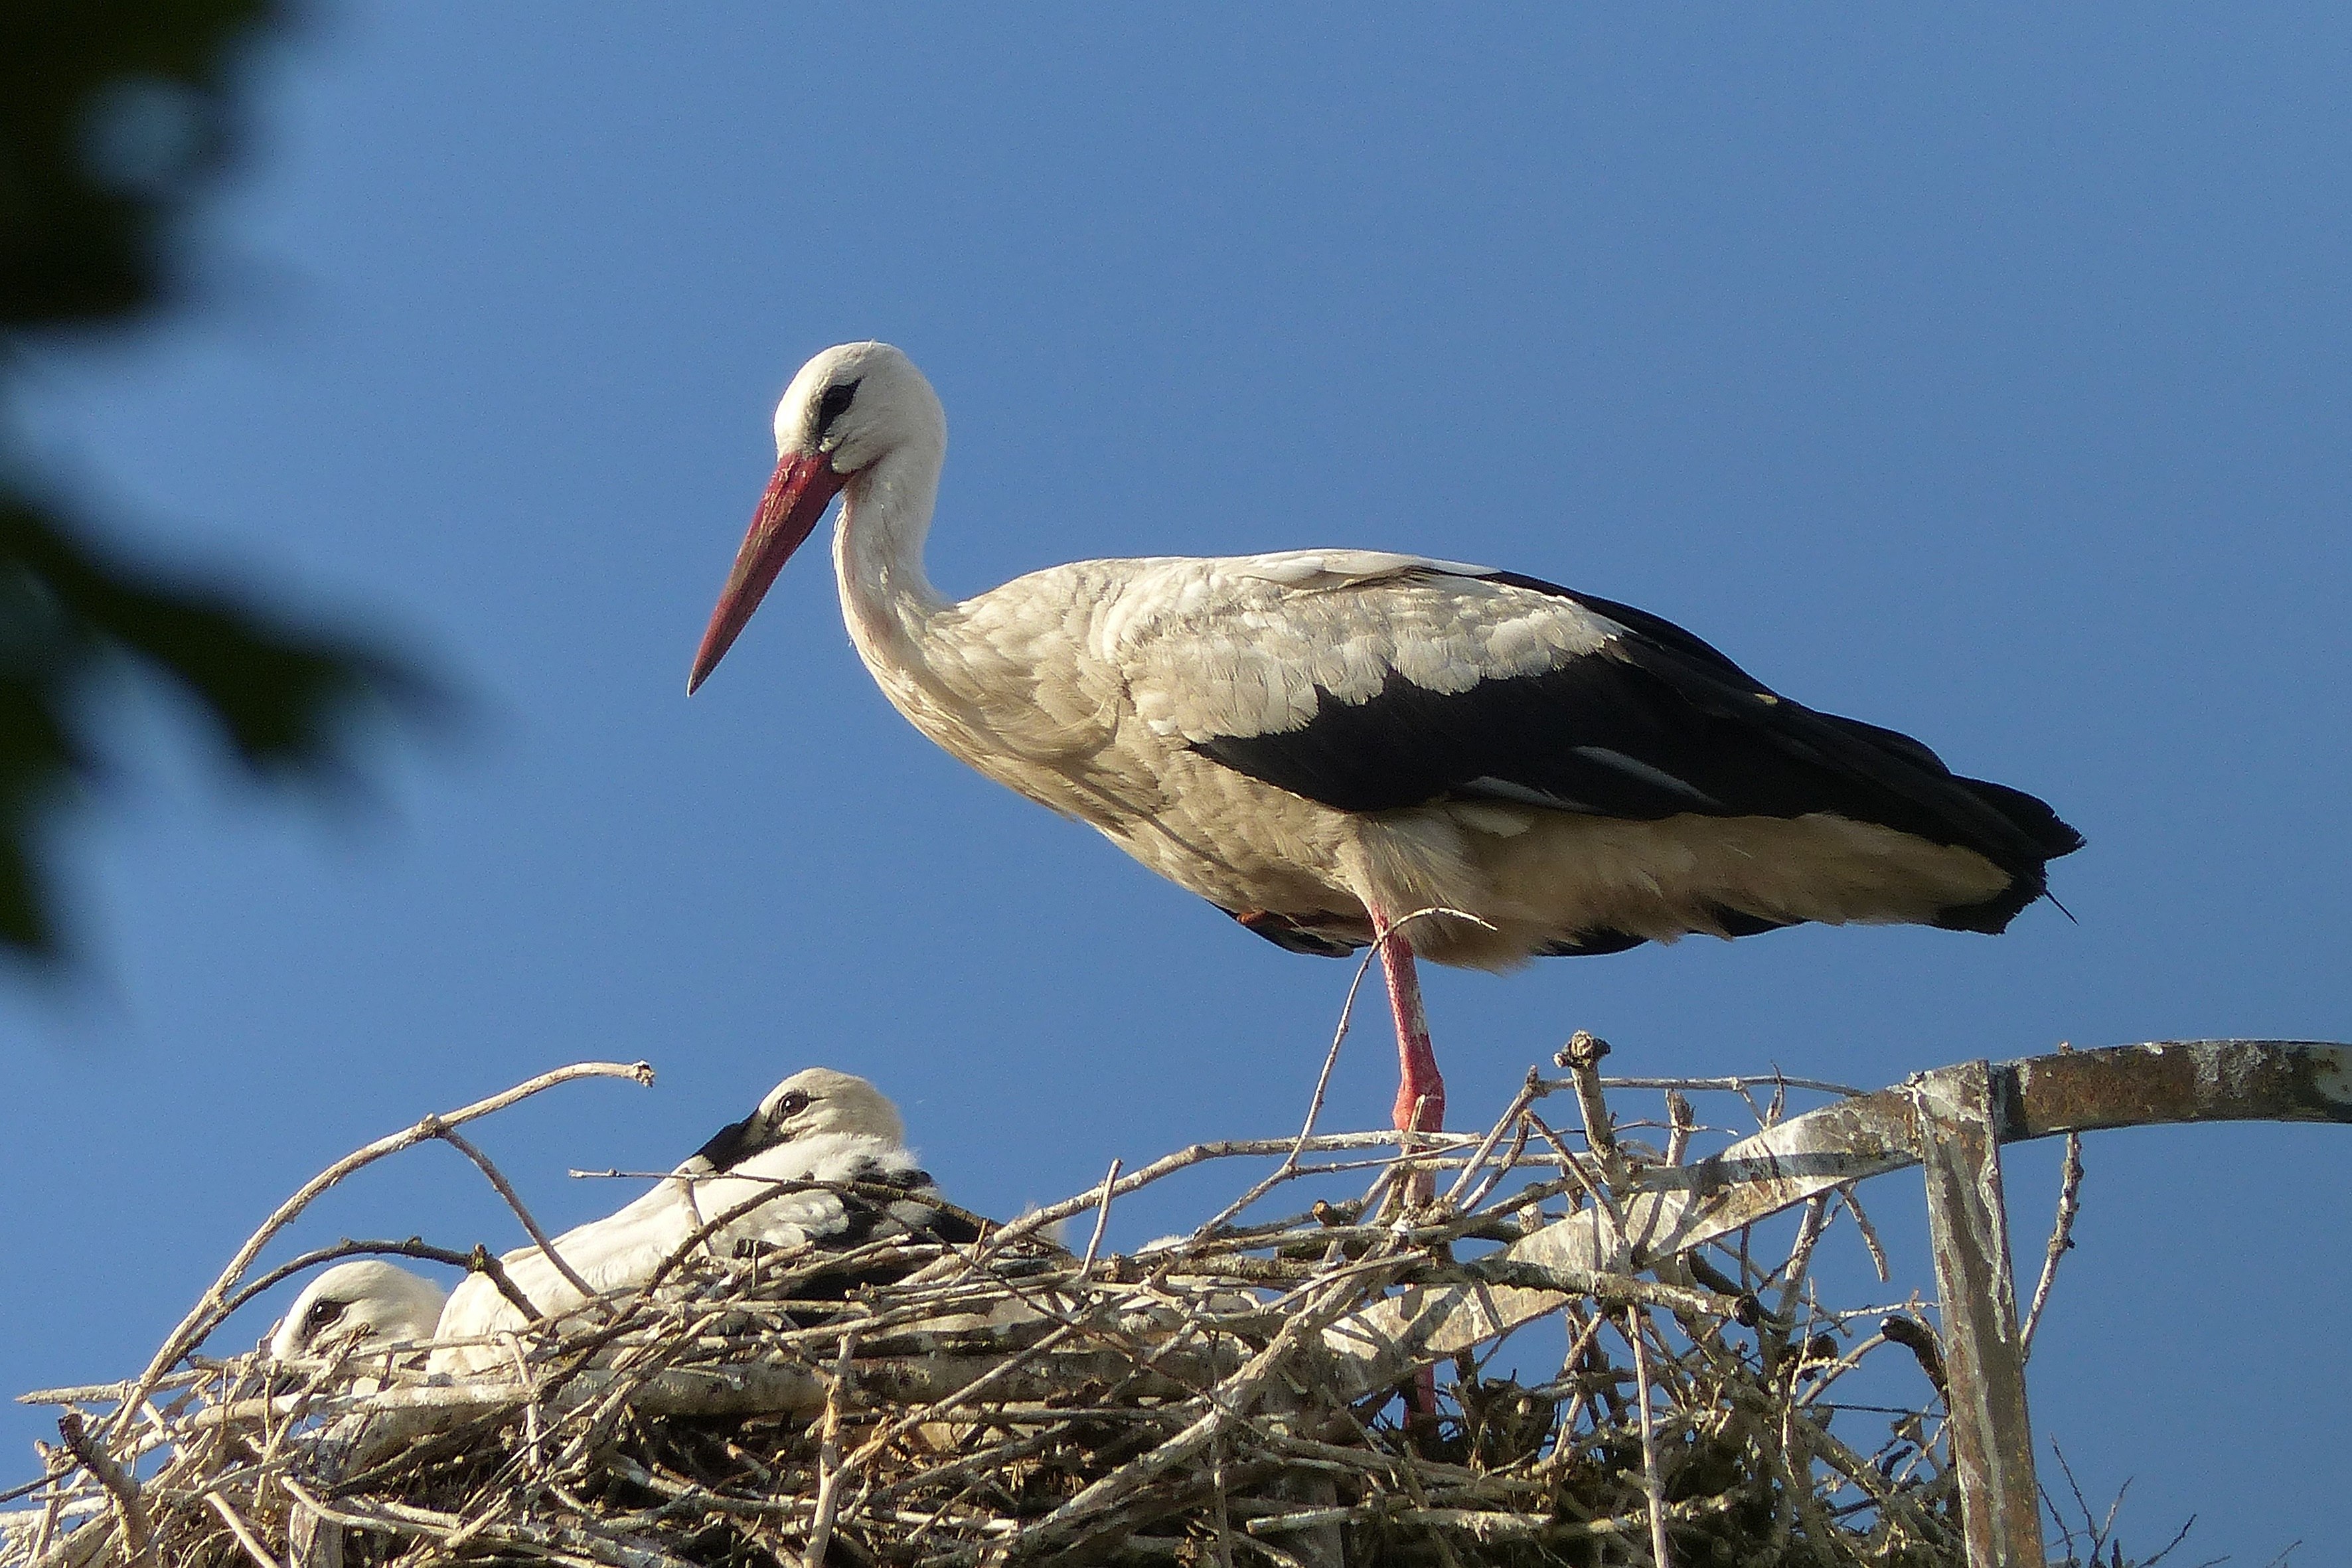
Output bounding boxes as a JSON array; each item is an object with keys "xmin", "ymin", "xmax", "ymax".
[
  {"xmin": 200, "ymin": 1493, "xmax": 278, "ymax": 1568},
  {"xmin": 802, "ymin": 1333, "xmax": 856, "ymax": 1568},
  {"xmin": 1441, "ymin": 1067, "xmax": 1545, "ymax": 1213},
  {"xmin": 1663, "ymin": 1091, "xmax": 1695, "ymax": 1168},
  {"xmin": 1878, "ymin": 1314, "xmax": 1949, "ymax": 1401},
  {"xmin": 1555, "ymin": 1031, "xmax": 1622, "ymax": 1181},
  {"xmin": 54, "ymin": 1414, "xmax": 148, "ymax": 1567},
  {"xmin": 1587, "ymin": 1073, "xmax": 1865, "ymax": 1098},
  {"xmin": 427, "ymin": 1123, "xmax": 604, "ymax": 1312},
  {"xmin": 1624, "ymin": 1311, "xmax": 1672, "ymax": 1568},
  {"xmin": 1195, "ymin": 961, "xmax": 1374, "ymax": 1237},
  {"xmin": 110, "ymin": 1059, "xmax": 654, "ymax": 1442},
  {"xmin": 221, "ymin": 1237, "xmax": 540, "ymax": 1328},
  {"xmin": 1079, "ymin": 1159, "xmax": 1123, "ymax": 1274},
  {"xmin": 2021, "ymin": 1132, "xmax": 2084, "ymax": 1358},
  {"xmin": 1838, "ymin": 1184, "xmax": 1891, "ymax": 1285},
  {"xmin": 977, "ymin": 1131, "xmax": 1472, "ymax": 1257}
]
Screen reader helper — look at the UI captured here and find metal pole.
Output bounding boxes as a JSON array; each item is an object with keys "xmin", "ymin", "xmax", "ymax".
[{"xmin": 1913, "ymin": 1061, "xmax": 2043, "ymax": 1567}]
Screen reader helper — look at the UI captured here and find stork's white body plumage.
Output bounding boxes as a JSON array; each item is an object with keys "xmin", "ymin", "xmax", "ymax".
[
  {"xmin": 692, "ymin": 344, "xmax": 2082, "ymax": 1137},
  {"xmin": 837, "ymin": 546, "xmax": 2017, "ymax": 968},
  {"xmin": 431, "ymin": 1068, "xmax": 951, "ymax": 1374}
]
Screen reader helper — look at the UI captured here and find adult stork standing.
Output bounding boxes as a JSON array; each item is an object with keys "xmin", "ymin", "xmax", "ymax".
[{"xmin": 690, "ymin": 343, "xmax": 2082, "ymax": 1140}]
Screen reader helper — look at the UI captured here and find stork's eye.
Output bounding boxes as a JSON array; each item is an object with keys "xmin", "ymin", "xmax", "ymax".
[
  {"xmin": 303, "ymin": 1298, "xmax": 349, "ymax": 1333},
  {"xmin": 815, "ymin": 381, "xmax": 860, "ymax": 442},
  {"xmin": 776, "ymin": 1089, "xmax": 813, "ymax": 1119}
]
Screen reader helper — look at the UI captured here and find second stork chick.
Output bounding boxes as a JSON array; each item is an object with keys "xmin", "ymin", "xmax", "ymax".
[{"xmin": 431, "ymin": 1067, "xmax": 957, "ymax": 1373}]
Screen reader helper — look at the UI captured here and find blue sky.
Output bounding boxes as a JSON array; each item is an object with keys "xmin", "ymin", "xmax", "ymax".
[{"xmin": 7, "ymin": 7, "xmax": 2347, "ymax": 1553}]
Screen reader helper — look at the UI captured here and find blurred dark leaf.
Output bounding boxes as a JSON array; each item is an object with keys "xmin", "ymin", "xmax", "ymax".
[
  {"xmin": 3, "ymin": 0, "xmax": 266, "ymax": 327},
  {"xmin": 0, "ymin": 0, "xmax": 438, "ymax": 965}
]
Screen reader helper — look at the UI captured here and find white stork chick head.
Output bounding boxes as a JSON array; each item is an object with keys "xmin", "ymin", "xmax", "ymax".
[
  {"xmin": 678, "ymin": 1066, "xmax": 907, "ymax": 1176},
  {"xmin": 268, "ymin": 1261, "xmax": 447, "ymax": 1362},
  {"xmin": 690, "ymin": 341, "xmax": 941, "ymax": 692}
]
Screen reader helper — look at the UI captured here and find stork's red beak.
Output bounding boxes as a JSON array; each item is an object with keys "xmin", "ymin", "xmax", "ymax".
[{"xmin": 688, "ymin": 453, "xmax": 849, "ymax": 693}]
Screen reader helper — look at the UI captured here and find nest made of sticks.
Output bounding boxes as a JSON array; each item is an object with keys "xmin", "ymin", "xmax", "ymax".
[{"xmin": 4, "ymin": 1043, "xmax": 2096, "ymax": 1568}]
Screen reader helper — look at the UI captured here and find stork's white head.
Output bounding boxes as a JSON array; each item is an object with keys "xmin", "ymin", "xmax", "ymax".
[
  {"xmin": 690, "ymin": 342, "xmax": 944, "ymax": 692},
  {"xmin": 773, "ymin": 341, "xmax": 943, "ymax": 479},
  {"xmin": 678, "ymin": 1065, "xmax": 907, "ymax": 1175},
  {"xmin": 268, "ymin": 1261, "xmax": 447, "ymax": 1362}
]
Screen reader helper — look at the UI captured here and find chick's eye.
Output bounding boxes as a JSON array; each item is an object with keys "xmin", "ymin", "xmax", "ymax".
[
  {"xmin": 815, "ymin": 380, "xmax": 859, "ymax": 441},
  {"xmin": 777, "ymin": 1090, "xmax": 812, "ymax": 1119}
]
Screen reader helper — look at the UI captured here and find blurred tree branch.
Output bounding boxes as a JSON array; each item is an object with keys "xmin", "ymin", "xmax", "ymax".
[{"xmin": 2, "ymin": 0, "xmax": 434, "ymax": 963}]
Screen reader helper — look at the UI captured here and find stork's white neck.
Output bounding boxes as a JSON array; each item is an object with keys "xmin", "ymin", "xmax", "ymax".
[{"xmin": 832, "ymin": 430, "xmax": 951, "ymax": 674}]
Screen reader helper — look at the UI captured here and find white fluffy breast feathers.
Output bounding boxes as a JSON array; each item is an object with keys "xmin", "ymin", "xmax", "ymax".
[{"xmin": 1109, "ymin": 555, "xmax": 1620, "ymax": 744}]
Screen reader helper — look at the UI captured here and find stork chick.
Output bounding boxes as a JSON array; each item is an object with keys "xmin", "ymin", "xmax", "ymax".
[
  {"xmin": 430, "ymin": 1067, "xmax": 955, "ymax": 1373},
  {"xmin": 270, "ymin": 1260, "xmax": 447, "ymax": 1373}
]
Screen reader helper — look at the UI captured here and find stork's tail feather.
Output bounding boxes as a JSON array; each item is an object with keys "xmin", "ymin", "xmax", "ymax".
[
  {"xmin": 1928, "ymin": 778, "xmax": 2083, "ymax": 933},
  {"xmin": 1958, "ymin": 777, "xmax": 2088, "ymax": 862}
]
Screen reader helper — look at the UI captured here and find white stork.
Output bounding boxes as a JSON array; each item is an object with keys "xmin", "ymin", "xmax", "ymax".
[
  {"xmin": 431, "ymin": 1067, "xmax": 956, "ymax": 1373},
  {"xmin": 689, "ymin": 343, "xmax": 2083, "ymax": 1140},
  {"xmin": 270, "ymin": 1260, "xmax": 446, "ymax": 1363}
]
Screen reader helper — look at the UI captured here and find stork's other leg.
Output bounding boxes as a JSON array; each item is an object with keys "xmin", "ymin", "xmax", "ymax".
[{"xmin": 1374, "ymin": 916, "xmax": 1445, "ymax": 1135}]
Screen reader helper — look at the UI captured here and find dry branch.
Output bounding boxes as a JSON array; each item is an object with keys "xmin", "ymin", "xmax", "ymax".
[{"xmin": 110, "ymin": 1060, "xmax": 655, "ymax": 1445}]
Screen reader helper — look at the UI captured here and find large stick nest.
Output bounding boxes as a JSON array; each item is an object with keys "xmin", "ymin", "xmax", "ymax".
[{"xmin": 5, "ymin": 1048, "xmax": 2092, "ymax": 1568}]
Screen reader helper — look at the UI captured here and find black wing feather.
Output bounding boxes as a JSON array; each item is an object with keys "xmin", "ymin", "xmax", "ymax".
[{"xmin": 1192, "ymin": 571, "xmax": 2082, "ymax": 925}]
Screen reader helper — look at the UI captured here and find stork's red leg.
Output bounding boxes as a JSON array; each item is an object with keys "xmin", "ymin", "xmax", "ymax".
[
  {"xmin": 1373, "ymin": 917, "xmax": 1445, "ymax": 1135},
  {"xmin": 1372, "ymin": 910, "xmax": 1446, "ymax": 1430}
]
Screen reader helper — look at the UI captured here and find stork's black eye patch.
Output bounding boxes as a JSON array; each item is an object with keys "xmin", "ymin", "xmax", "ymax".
[
  {"xmin": 303, "ymin": 1298, "xmax": 349, "ymax": 1332},
  {"xmin": 776, "ymin": 1089, "xmax": 813, "ymax": 1119},
  {"xmin": 815, "ymin": 380, "xmax": 860, "ymax": 441}
]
